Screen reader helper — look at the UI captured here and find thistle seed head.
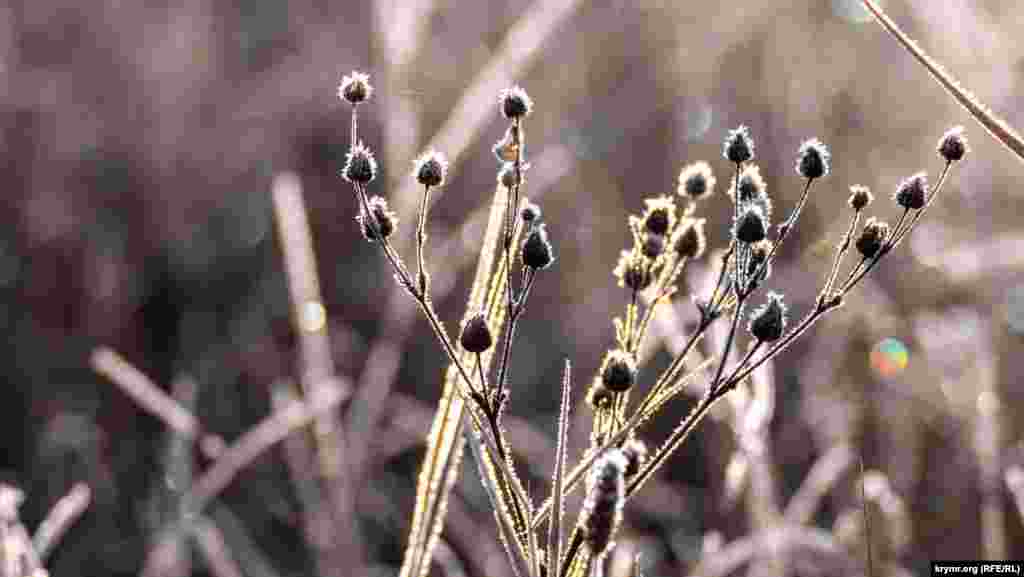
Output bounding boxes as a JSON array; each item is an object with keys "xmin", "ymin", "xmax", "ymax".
[
  {"xmin": 613, "ymin": 250, "xmax": 653, "ymax": 291},
  {"xmin": 748, "ymin": 291, "xmax": 788, "ymax": 342},
  {"xmin": 587, "ymin": 382, "xmax": 615, "ymax": 410},
  {"xmin": 856, "ymin": 217, "xmax": 890, "ymax": 259},
  {"xmin": 937, "ymin": 126, "xmax": 968, "ymax": 162},
  {"xmin": 723, "ymin": 125, "xmax": 755, "ymax": 164},
  {"xmin": 521, "ymin": 201, "xmax": 542, "ymax": 224},
  {"xmin": 459, "ymin": 312, "xmax": 494, "ymax": 353},
  {"xmin": 580, "ymin": 449, "xmax": 628, "ymax": 557},
  {"xmin": 677, "ymin": 161, "xmax": 716, "ymax": 200},
  {"xmin": 338, "ymin": 71, "xmax": 372, "ymax": 104},
  {"xmin": 640, "ymin": 195, "xmax": 676, "ymax": 236},
  {"xmin": 343, "ymin": 141, "xmax": 377, "ymax": 184},
  {"xmin": 500, "ymin": 85, "xmax": 533, "ymax": 119},
  {"xmin": 413, "ymin": 149, "xmax": 448, "ymax": 188},
  {"xmin": 599, "ymin": 349, "xmax": 637, "ymax": 393},
  {"xmin": 894, "ymin": 172, "xmax": 928, "ymax": 210},
  {"xmin": 734, "ymin": 205, "xmax": 768, "ymax": 244},
  {"xmin": 356, "ymin": 196, "xmax": 397, "ymax": 241},
  {"xmin": 796, "ymin": 138, "xmax": 831, "ymax": 180},
  {"xmin": 848, "ymin": 184, "xmax": 873, "ymax": 212},
  {"xmin": 730, "ymin": 164, "xmax": 767, "ymax": 204},
  {"xmin": 673, "ymin": 218, "xmax": 707, "ymax": 259},
  {"xmin": 522, "ymin": 223, "xmax": 555, "ymax": 270}
]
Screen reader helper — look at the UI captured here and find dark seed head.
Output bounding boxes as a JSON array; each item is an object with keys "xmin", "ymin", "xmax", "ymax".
[
  {"xmin": 748, "ymin": 292, "xmax": 788, "ymax": 342},
  {"xmin": 796, "ymin": 138, "xmax": 831, "ymax": 180},
  {"xmin": 500, "ymin": 86, "xmax": 533, "ymax": 119},
  {"xmin": 673, "ymin": 218, "xmax": 707, "ymax": 259},
  {"xmin": 937, "ymin": 126, "xmax": 968, "ymax": 162},
  {"xmin": 600, "ymin": 350, "xmax": 637, "ymax": 393},
  {"xmin": 677, "ymin": 161, "xmax": 716, "ymax": 200},
  {"xmin": 343, "ymin": 141, "xmax": 377, "ymax": 185},
  {"xmin": 641, "ymin": 196, "xmax": 676, "ymax": 236},
  {"xmin": 745, "ymin": 239, "xmax": 772, "ymax": 285},
  {"xmin": 856, "ymin": 217, "xmax": 890, "ymax": 259},
  {"xmin": 848, "ymin": 185, "xmax": 873, "ymax": 212},
  {"xmin": 338, "ymin": 71, "xmax": 372, "ymax": 104},
  {"xmin": 587, "ymin": 383, "xmax": 615, "ymax": 410},
  {"xmin": 522, "ymin": 223, "xmax": 555, "ymax": 270},
  {"xmin": 734, "ymin": 205, "xmax": 768, "ymax": 244},
  {"xmin": 894, "ymin": 172, "xmax": 928, "ymax": 210},
  {"xmin": 357, "ymin": 196, "xmax": 397, "ymax": 241},
  {"xmin": 459, "ymin": 312, "xmax": 493, "ymax": 353},
  {"xmin": 413, "ymin": 149, "xmax": 448, "ymax": 187},
  {"xmin": 723, "ymin": 125, "xmax": 755, "ymax": 164},
  {"xmin": 614, "ymin": 250, "xmax": 653, "ymax": 291},
  {"xmin": 579, "ymin": 449, "xmax": 627, "ymax": 556}
]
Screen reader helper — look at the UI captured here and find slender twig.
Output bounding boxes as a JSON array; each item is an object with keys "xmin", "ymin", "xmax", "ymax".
[{"xmin": 32, "ymin": 482, "xmax": 91, "ymax": 562}]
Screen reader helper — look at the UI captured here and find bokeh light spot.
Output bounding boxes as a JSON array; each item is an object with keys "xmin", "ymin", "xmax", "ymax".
[
  {"xmin": 300, "ymin": 301, "xmax": 326, "ymax": 333},
  {"xmin": 870, "ymin": 337, "xmax": 908, "ymax": 378}
]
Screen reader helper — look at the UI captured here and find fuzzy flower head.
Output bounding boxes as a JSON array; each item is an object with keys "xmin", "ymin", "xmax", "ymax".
[
  {"xmin": 856, "ymin": 217, "xmax": 890, "ymax": 259},
  {"xmin": 894, "ymin": 172, "xmax": 928, "ymax": 210},
  {"xmin": 745, "ymin": 239, "xmax": 773, "ymax": 287},
  {"xmin": 848, "ymin": 185, "xmax": 873, "ymax": 212},
  {"xmin": 640, "ymin": 195, "xmax": 677, "ymax": 236},
  {"xmin": 356, "ymin": 196, "xmax": 397, "ymax": 241},
  {"xmin": 734, "ymin": 204, "xmax": 768, "ymax": 244},
  {"xmin": 500, "ymin": 85, "xmax": 533, "ymax": 119},
  {"xmin": 338, "ymin": 71, "xmax": 372, "ymax": 104},
  {"xmin": 723, "ymin": 125, "xmax": 755, "ymax": 164},
  {"xmin": 677, "ymin": 161, "xmax": 716, "ymax": 200},
  {"xmin": 343, "ymin": 141, "xmax": 377, "ymax": 185},
  {"xmin": 796, "ymin": 138, "xmax": 831, "ymax": 180},
  {"xmin": 673, "ymin": 218, "xmax": 707, "ymax": 260},
  {"xmin": 522, "ymin": 223, "xmax": 555, "ymax": 270},
  {"xmin": 599, "ymin": 349, "xmax": 638, "ymax": 393},
  {"xmin": 613, "ymin": 249, "xmax": 653, "ymax": 291},
  {"xmin": 580, "ymin": 449, "xmax": 628, "ymax": 556},
  {"xmin": 748, "ymin": 292, "xmax": 788, "ymax": 342},
  {"xmin": 459, "ymin": 312, "xmax": 493, "ymax": 353},
  {"xmin": 413, "ymin": 149, "xmax": 448, "ymax": 188},
  {"xmin": 937, "ymin": 125, "xmax": 968, "ymax": 163}
]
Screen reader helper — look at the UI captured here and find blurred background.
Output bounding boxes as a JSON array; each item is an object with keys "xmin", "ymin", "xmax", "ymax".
[{"xmin": 2, "ymin": 0, "xmax": 1024, "ymax": 575}]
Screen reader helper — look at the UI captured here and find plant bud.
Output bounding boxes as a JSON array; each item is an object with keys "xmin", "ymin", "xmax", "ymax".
[
  {"xmin": 723, "ymin": 125, "xmax": 755, "ymax": 164},
  {"xmin": 734, "ymin": 205, "xmax": 768, "ymax": 244},
  {"xmin": 413, "ymin": 149, "xmax": 448, "ymax": 187},
  {"xmin": 937, "ymin": 125, "xmax": 968, "ymax": 162},
  {"xmin": 343, "ymin": 141, "xmax": 377, "ymax": 184},
  {"xmin": 673, "ymin": 218, "xmax": 707, "ymax": 259},
  {"xmin": 599, "ymin": 349, "xmax": 637, "ymax": 393},
  {"xmin": 357, "ymin": 196, "xmax": 398, "ymax": 241},
  {"xmin": 796, "ymin": 138, "xmax": 831, "ymax": 179},
  {"xmin": 894, "ymin": 172, "xmax": 928, "ymax": 210},
  {"xmin": 856, "ymin": 217, "xmax": 890, "ymax": 259},
  {"xmin": 499, "ymin": 85, "xmax": 533, "ymax": 119},
  {"xmin": 848, "ymin": 185, "xmax": 873, "ymax": 211},
  {"xmin": 338, "ymin": 71, "xmax": 372, "ymax": 104},
  {"xmin": 748, "ymin": 292, "xmax": 788, "ymax": 342},
  {"xmin": 677, "ymin": 161, "xmax": 716, "ymax": 200},
  {"xmin": 522, "ymin": 223, "xmax": 555, "ymax": 270}
]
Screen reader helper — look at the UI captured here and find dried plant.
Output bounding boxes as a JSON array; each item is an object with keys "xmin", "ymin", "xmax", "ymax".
[{"xmin": 333, "ymin": 69, "xmax": 968, "ymax": 577}]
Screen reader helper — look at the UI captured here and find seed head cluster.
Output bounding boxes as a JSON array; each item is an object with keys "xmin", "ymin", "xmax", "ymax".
[
  {"xmin": 677, "ymin": 161, "xmax": 716, "ymax": 200},
  {"xmin": 796, "ymin": 138, "xmax": 831, "ymax": 180},
  {"xmin": 499, "ymin": 86, "xmax": 533, "ymax": 119},
  {"xmin": 937, "ymin": 125, "xmax": 968, "ymax": 163},
  {"xmin": 894, "ymin": 172, "xmax": 928, "ymax": 210},
  {"xmin": 734, "ymin": 205, "xmax": 768, "ymax": 244},
  {"xmin": 673, "ymin": 218, "xmax": 707, "ymax": 260},
  {"xmin": 522, "ymin": 223, "xmax": 555, "ymax": 270},
  {"xmin": 460, "ymin": 312, "xmax": 494, "ymax": 353},
  {"xmin": 413, "ymin": 149, "xmax": 449, "ymax": 188},
  {"xmin": 748, "ymin": 292, "xmax": 788, "ymax": 342},
  {"xmin": 339, "ymin": 71, "xmax": 372, "ymax": 104},
  {"xmin": 356, "ymin": 196, "xmax": 397, "ymax": 241},
  {"xmin": 856, "ymin": 217, "xmax": 890, "ymax": 259},
  {"xmin": 343, "ymin": 141, "xmax": 377, "ymax": 185},
  {"xmin": 723, "ymin": 125, "xmax": 755, "ymax": 164},
  {"xmin": 848, "ymin": 185, "xmax": 873, "ymax": 212},
  {"xmin": 599, "ymin": 349, "xmax": 637, "ymax": 393}
]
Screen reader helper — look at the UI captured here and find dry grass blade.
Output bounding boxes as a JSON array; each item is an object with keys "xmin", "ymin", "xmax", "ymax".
[
  {"xmin": 548, "ymin": 359, "xmax": 572, "ymax": 577},
  {"xmin": 861, "ymin": 0, "xmax": 1024, "ymax": 163},
  {"xmin": 399, "ymin": 184, "xmax": 516, "ymax": 577},
  {"xmin": 32, "ymin": 482, "xmax": 91, "ymax": 562}
]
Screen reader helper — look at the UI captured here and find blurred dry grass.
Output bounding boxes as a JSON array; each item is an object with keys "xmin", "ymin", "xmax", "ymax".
[{"xmin": 2, "ymin": 0, "xmax": 1024, "ymax": 575}]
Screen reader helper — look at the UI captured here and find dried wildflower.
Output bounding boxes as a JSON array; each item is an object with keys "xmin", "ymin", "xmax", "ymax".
[
  {"xmin": 640, "ymin": 196, "xmax": 676, "ymax": 236},
  {"xmin": 848, "ymin": 185, "xmax": 873, "ymax": 211},
  {"xmin": 579, "ymin": 449, "xmax": 628, "ymax": 556},
  {"xmin": 937, "ymin": 125, "xmax": 968, "ymax": 162},
  {"xmin": 730, "ymin": 164, "xmax": 766, "ymax": 203},
  {"xmin": 748, "ymin": 292, "xmax": 788, "ymax": 342},
  {"xmin": 338, "ymin": 71, "xmax": 372, "ymax": 104},
  {"xmin": 356, "ymin": 196, "xmax": 397, "ymax": 241},
  {"xmin": 621, "ymin": 439, "xmax": 647, "ymax": 478},
  {"xmin": 413, "ymin": 149, "xmax": 448, "ymax": 188},
  {"xmin": 500, "ymin": 85, "xmax": 533, "ymax": 119},
  {"xmin": 673, "ymin": 218, "xmax": 706, "ymax": 259},
  {"xmin": 723, "ymin": 125, "xmax": 755, "ymax": 164},
  {"xmin": 459, "ymin": 312, "xmax": 493, "ymax": 353},
  {"xmin": 677, "ymin": 161, "xmax": 716, "ymax": 200},
  {"xmin": 856, "ymin": 217, "xmax": 890, "ymax": 259},
  {"xmin": 521, "ymin": 201, "xmax": 542, "ymax": 224},
  {"xmin": 894, "ymin": 172, "xmax": 928, "ymax": 210},
  {"xmin": 343, "ymin": 141, "xmax": 377, "ymax": 184},
  {"xmin": 599, "ymin": 349, "xmax": 637, "ymax": 393},
  {"xmin": 734, "ymin": 205, "xmax": 768, "ymax": 244},
  {"xmin": 587, "ymin": 382, "xmax": 615, "ymax": 410},
  {"xmin": 746, "ymin": 239, "xmax": 772, "ymax": 285},
  {"xmin": 613, "ymin": 250, "xmax": 653, "ymax": 291},
  {"xmin": 796, "ymin": 138, "xmax": 831, "ymax": 179},
  {"xmin": 641, "ymin": 233, "xmax": 666, "ymax": 259},
  {"xmin": 522, "ymin": 223, "xmax": 555, "ymax": 270}
]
